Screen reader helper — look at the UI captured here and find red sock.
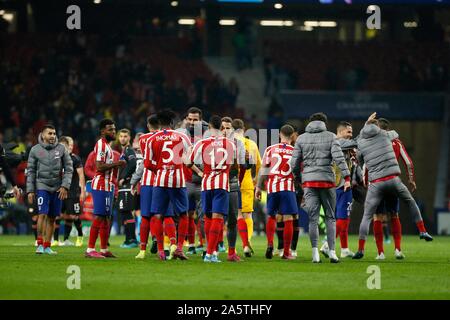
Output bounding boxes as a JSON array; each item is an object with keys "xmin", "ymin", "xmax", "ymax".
[
  {"xmin": 37, "ymin": 236, "xmax": 43, "ymax": 246},
  {"xmin": 237, "ymin": 218, "xmax": 249, "ymax": 248},
  {"xmin": 99, "ymin": 219, "xmax": 109, "ymax": 250},
  {"xmin": 197, "ymin": 219, "xmax": 204, "ymax": 246},
  {"xmin": 266, "ymin": 216, "xmax": 276, "ymax": 247},
  {"xmin": 416, "ymin": 220, "xmax": 426, "ymax": 233},
  {"xmin": 43, "ymin": 241, "xmax": 51, "ymax": 249},
  {"xmin": 373, "ymin": 220, "xmax": 384, "ymax": 254},
  {"xmin": 207, "ymin": 218, "xmax": 223, "ymax": 255},
  {"xmin": 218, "ymin": 225, "xmax": 224, "ymax": 243},
  {"xmin": 358, "ymin": 239, "xmax": 366, "ymax": 252},
  {"xmin": 140, "ymin": 217, "xmax": 150, "ymax": 251},
  {"xmin": 88, "ymin": 219, "xmax": 101, "ymax": 249},
  {"xmin": 188, "ymin": 216, "xmax": 196, "ymax": 245},
  {"xmin": 204, "ymin": 216, "xmax": 212, "ymax": 246},
  {"xmin": 228, "ymin": 247, "xmax": 236, "ymax": 255},
  {"xmin": 336, "ymin": 219, "xmax": 342, "ymax": 239},
  {"xmin": 154, "ymin": 217, "xmax": 164, "ymax": 252},
  {"xmin": 391, "ymin": 216, "xmax": 402, "ymax": 251},
  {"xmin": 177, "ymin": 214, "xmax": 189, "ymax": 250},
  {"xmin": 338, "ymin": 219, "xmax": 349, "ymax": 249},
  {"xmin": 283, "ymin": 220, "xmax": 293, "ymax": 257},
  {"xmin": 164, "ymin": 217, "xmax": 177, "ymax": 246}
]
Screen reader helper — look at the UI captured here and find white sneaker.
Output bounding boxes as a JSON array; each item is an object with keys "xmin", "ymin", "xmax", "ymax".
[
  {"xmin": 61, "ymin": 239, "xmax": 74, "ymax": 246},
  {"xmin": 320, "ymin": 242, "xmax": 330, "ymax": 258},
  {"xmin": 394, "ymin": 249, "xmax": 405, "ymax": 260},
  {"xmin": 376, "ymin": 252, "xmax": 386, "ymax": 260},
  {"xmin": 340, "ymin": 248, "xmax": 355, "ymax": 258},
  {"xmin": 291, "ymin": 250, "xmax": 297, "ymax": 257},
  {"xmin": 279, "ymin": 250, "xmax": 284, "ymax": 258},
  {"xmin": 312, "ymin": 248, "xmax": 321, "ymax": 263},
  {"xmin": 34, "ymin": 240, "xmax": 38, "ymax": 247},
  {"xmin": 329, "ymin": 250, "xmax": 340, "ymax": 263}
]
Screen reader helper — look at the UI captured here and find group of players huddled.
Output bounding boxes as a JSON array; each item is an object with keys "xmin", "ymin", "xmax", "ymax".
[{"xmin": 26, "ymin": 106, "xmax": 433, "ymax": 263}]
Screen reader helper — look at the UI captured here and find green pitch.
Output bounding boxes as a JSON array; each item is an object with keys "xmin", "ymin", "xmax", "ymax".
[{"xmin": 0, "ymin": 235, "xmax": 449, "ymax": 300}]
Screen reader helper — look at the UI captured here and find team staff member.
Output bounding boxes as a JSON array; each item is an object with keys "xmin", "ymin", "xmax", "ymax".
[
  {"xmin": 232, "ymin": 119, "xmax": 261, "ymax": 257},
  {"xmin": 26, "ymin": 125, "xmax": 73, "ymax": 255}
]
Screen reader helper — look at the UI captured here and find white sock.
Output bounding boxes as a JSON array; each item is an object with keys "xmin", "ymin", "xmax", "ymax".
[
  {"xmin": 100, "ymin": 249, "xmax": 108, "ymax": 253},
  {"xmin": 86, "ymin": 247, "xmax": 95, "ymax": 253}
]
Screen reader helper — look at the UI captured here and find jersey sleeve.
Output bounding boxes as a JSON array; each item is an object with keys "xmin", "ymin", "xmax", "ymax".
[
  {"xmin": 95, "ymin": 140, "xmax": 107, "ymax": 163},
  {"xmin": 397, "ymin": 140, "xmax": 415, "ymax": 181}
]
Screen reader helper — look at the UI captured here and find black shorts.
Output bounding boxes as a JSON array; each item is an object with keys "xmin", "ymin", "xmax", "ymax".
[
  {"xmin": 118, "ymin": 190, "xmax": 134, "ymax": 212},
  {"xmin": 133, "ymin": 193, "xmax": 140, "ymax": 211},
  {"xmin": 62, "ymin": 198, "xmax": 81, "ymax": 215}
]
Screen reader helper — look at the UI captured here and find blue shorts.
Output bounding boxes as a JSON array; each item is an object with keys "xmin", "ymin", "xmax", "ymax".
[
  {"xmin": 237, "ymin": 189, "xmax": 242, "ymax": 210},
  {"xmin": 92, "ymin": 189, "xmax": 112, "ymax": 216},
  {"xmin": 335, "ymin": 187, "xmax": 353, "ymax": 219},
  {"xmin": 36, "ymin": 190, "xmax": 62, "ymax": 217},
  {"xmin": 140, "ymin": 186, "xmax": 154, "ymax": 217},
  {"xmin": 202, "ymin": 189, "xmax": 229, "ymax": 216},
  {"xmin": 376, "ymin": 195, "xmax": 399, "ymax": 214},
  {"xmin": 189, "ymin": 198, "xmax": 197, "ymax": 211},
  {"xmin": 267, "ymin": 191, "xmax": 298, "ymax": 216},
  {"xmin": 151, "ymin": 187, "xmax": 188, "ymax": 216}
]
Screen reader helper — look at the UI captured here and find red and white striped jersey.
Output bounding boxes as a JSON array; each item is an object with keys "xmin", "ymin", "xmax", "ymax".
[
  {"xmin": 262, "ymin": 143, "xmax": 295, "ymax": 194},
  {"xmin": 144, "ymin": 129, "xmax": 191, "ymax": 188},
  {"xmin": 190, "ymin": 136, "xmax": 238, "ymax": 192},
  {"xmin": 92, "ymin": 138, "xmax": 114, "ymax": 192},
  {"xmin": 392, "ymin": 138, "xmax": 415, "ymax": 182},
  {"xmin": 139, "ymin": 131, "xmax": 158, "ymax": 186}
]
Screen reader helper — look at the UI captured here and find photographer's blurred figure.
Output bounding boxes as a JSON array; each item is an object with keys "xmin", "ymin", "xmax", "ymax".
[
  {"xmin": 0, "ymin": 142, "xmax": 22, "ymax": 200},
  {"xmin": 26, "ymin": 125, "xmax": 73, "ymax": 255}
]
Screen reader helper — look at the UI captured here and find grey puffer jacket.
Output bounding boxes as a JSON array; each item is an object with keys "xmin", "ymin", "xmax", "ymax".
[
  {"xmin": 26, "ymin": 134, "xmax": 73, "ymax": 193},
  {"xmin": 356, "ymin": 124, "xmax": 400, "ymax": 182},
  {"xmin": 291, "ymin": 121, "xmax": 350, "ymax": 184}
]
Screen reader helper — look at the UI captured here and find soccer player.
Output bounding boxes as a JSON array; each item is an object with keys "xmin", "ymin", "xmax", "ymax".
[
  {"xmin": 58, "ymin": 136, "xmax": 86, "ymax": 247},
  {"xmin": 188, "ymin": 115, "xmax": 246, "ymax": 263},
  {"xmin": 232, "ymin": 118, "xmax": 261, "ymax": 257},
  {"xmin": 180, "ymin": 107, "xmax": 208, "ymax": 254},
  {"xmin": 85, "ymin": 119, "xmax": 126, "ymax": 259},
  {"xmin": 371, "ymin": 118, "xmax": 419, "ymax": 260},
  {"xmin": 116, "ymin": 128, "xmax": 139, "ymax": 248},
  {"xmin": 221, "ymin": 117, "xmax": 250, "ymax": 262},
  {"xmin": 320, "ymin": 122, "xmax": 356, "ymax": 258},
  {"xmin": 144, "ymin": 110, "xmax": 191, "ymax": 261},
  {"xmin": 353, "ymin": 113, "xmax": 433, "ymax": 260},
  {"xmin": 26, "ymin": 125, "xmax": 73, "ymax": 255},
  {"xmin": 133, "ymin": 115, "xmax": 160, "ymax": 259},
  {"xmin": 291, "ymin": 113, "xmax": 351, "ymax": 263},
  {"xmin": 256, "ymin": 125, "xmax": 298, "ymax": 260}
]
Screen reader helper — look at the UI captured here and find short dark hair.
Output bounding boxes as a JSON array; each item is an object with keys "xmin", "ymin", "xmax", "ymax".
[
  {"xmin": 209, "ymin": 115, "xmax": 222, "ymax": 130},
  {"xmin": 99, "ymin": 119, "xmax": 115, "ymax": 131},
  {"xmin": 309, "ymin": 112, "xmax": 328, "ymax": 124},
  {"xmin": 42, "ymin": 124, "xmax": 55, "ymax": 132},
  {"xmin": 147, "ymin": 114, "xmax": 160, "ymax": 130},
  {"xmin": 232, "ymin": 119, "xmax": 245, "ymax": 131},
  {"xmin": 221, "ymin": 117, "xmax": 233, "ymax": 124},
  {"xmin": 337, "ymin": 121, "xmax": 352, "ymax": 131},
  {"xmin": 187, "ymin": 107, "xmax": 202, "ymax": 119},
  {"xmin": 280, "ymin": 124, "xmax": 295, "ymax": 138},
  {"xmin": 157, "ymin": 109, "xmax": 177, "ymax": 127},
  {"xmin": 378, "ymin": 118, "xmax": 390, "ymax": 130}
]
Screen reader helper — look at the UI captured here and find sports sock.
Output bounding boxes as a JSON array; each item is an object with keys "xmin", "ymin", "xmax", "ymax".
[
  {"xmin": 99, "ymin": 219, "xmax": 109, "ymax": 250},
  {"xmin": 337, "ymin": 218, "xmax": 349, "ymax": 249},
  {"xmin": 154, "ymin": 218, "xmax": 164, "ymax": 252},
  {"xmin": 74, "ymin": 218, "xmax": 83, "ymax": 236},
  {"xmin": 283, "ymin": 220, "xmax": 293, "ymax": 257},
  {"xmin": 188, "ymin": 216, "xmax": 196, "ymax": 245},
  {"xmin": 266, "ymin": 216, "xmax": 276, "ymax": 247},
  {"xmin": 391, "ymin": 216, "xmax": 402, "ymax": 251},
  {"xmin": 164, "ymin": 217, "xmax": 177, "ymax": 246},
  {"xmin": 416, "ymin": 220, "xmax": 426, "ymax": 233},
  {"xmin": 291, "ymin": 218, "xmax": 300, "ymax": 251},
  {"xmin": 37, "ymin": 235, "xmax": 43, "ymax": 246},
  {"xmin": 373, "ymin": 220, "xmax": 384, "ymax": 254},
  {"xmin": 228, "ymin": 247, "xmax": 236, "ymax": 256},
  {"xmin": 53, "ymin": 219, "xmax": 61, "ymax": 241},
  {"xmin": 43, "ymin": 241, "xmax": 51, "ymax": 249},
  {"xmin": 88, "ymin": 218, "xmax": 101, "ymax": 249},
  {"xmin": 207, "ymin": 218, "xmax": 223, "ymax": 255},
  {"xmin": 276, "ymin": 221, "xmax": 284, "ymax": 250},
  {"xmin": 177, "ymin": 214, "xmax": 189, "ymax": 250},
  {"xmin": 237, "ymin": 218, "xmax": 249, "ymax": 248},
  {"xmin": 197, "ymin": 218, "xmax": 204, "ymax": 246},
  {"xmin": 358, "ymin": 239, "xmax": 366, "ymax": 252},
  {"xmin": 204, "ymin": 216, "xmax": 212, "ymax": 246},
  {"xmin": 140, "ymin": 216, "xmax": 150, "ymax": 251},
  {"xmin": 64, "ymin": 220, "xmax": 73, "ymax": 241},
  {"xmin": 245, "ymin": 216, "xmax": 253, "ymax": 240}
]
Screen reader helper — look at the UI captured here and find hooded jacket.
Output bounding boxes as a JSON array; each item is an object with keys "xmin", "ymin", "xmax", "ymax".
[
  {"xmin": 356, "ymin": 124, "xmax": 400, "ymax": 182},
  {"xmin": 26, "ymin": 134, "xmax": 73, "ymax": 193},
  {"xmin": 291, "ymin": 121, "xmax": 350, "ymax": 186}
]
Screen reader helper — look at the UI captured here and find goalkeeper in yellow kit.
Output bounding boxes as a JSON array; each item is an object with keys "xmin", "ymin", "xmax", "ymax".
[{"xmin": 231, "ymin": 119, "xmax": 261, "ymax": 257}]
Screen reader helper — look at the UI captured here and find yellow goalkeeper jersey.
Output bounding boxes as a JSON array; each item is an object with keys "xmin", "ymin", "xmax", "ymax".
[{"xmin": 237, "ymin": 136, "xmax": 261, "ymax": 190}]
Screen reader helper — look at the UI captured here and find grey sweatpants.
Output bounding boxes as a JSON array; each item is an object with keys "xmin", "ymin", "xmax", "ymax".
[
  {"xmin": 302, "ymin": 187, "xmax": 337, "ymax": 250},
  {"xmin": 358, "ymin": 176, "xmax": 423, "ymax": 240}
]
